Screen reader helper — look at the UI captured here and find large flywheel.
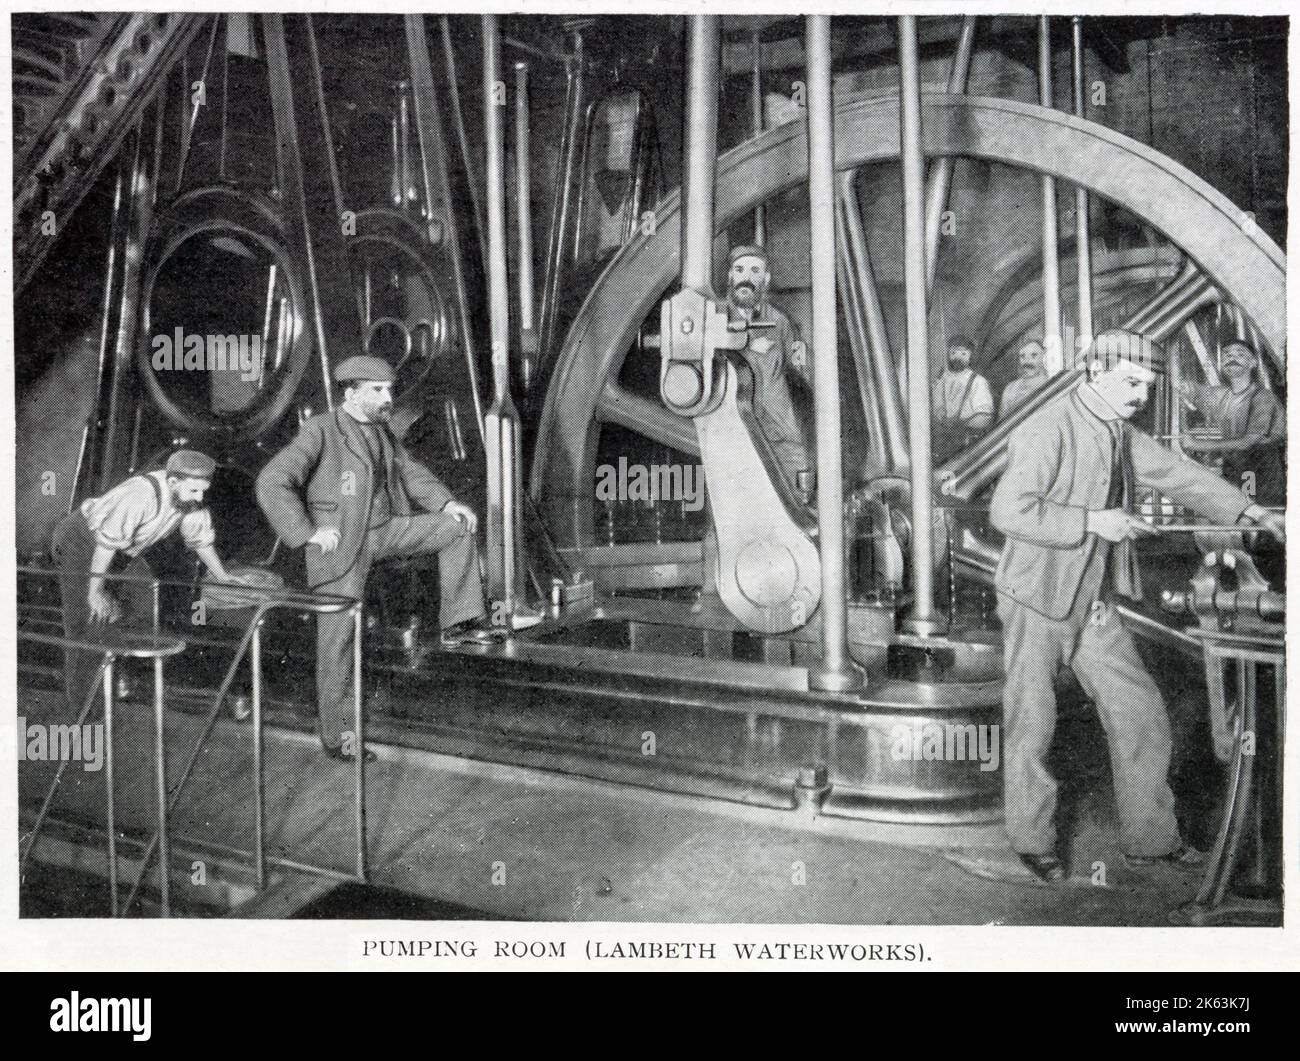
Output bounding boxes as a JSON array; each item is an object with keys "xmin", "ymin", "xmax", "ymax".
[{"xmin": 531, "ymin": 91, "xmax": 1286, "ymax": 572}]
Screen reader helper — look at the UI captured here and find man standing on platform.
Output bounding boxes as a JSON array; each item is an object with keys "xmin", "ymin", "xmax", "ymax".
[
  {"xmin": 990, "ymin": 329, "xmax": 1284, "ymax": 883},
  {"xmin": 257, "ymin": 356, "xmax": 532, "ymax": 763}
]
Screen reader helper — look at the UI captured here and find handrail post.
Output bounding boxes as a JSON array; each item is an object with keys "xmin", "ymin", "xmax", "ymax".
[
  {"xmin": 103, "ymin": 654, "xmax": 119, "ymax": 916},
  {"xmin": 153, "ymin": 655, "xmax": 170, "ymax": 917},
  {"xmin": 252, "ymin": 619, "xmax": 266, "ymax": 890},
  {"xmin": 353, "ymin": 602, "xmax": 367, "ymax": 881}
]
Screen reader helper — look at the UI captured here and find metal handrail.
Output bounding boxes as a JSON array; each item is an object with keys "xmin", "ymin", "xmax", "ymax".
[
  {"xmin": 18, "ymin": 565, "xmax": 367, "ymax": 916},
  {"xmin": 17, "ymin": 628, "xmax": 186, "ymax": 916},
  {"xmin": 119, "ymin": 588, "xmax": 367, "ymax": 915}
]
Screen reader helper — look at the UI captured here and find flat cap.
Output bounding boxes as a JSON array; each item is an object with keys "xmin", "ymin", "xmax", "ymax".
[
  {"xmin": 727, "ymin": 243, "xmax": 769, "ymax": 267},
  {"xmin": 335, "ymin": 355, "xmax": 395, "ymax": 384},
  {"xmin": 947, "ymin": 334, "xmax": 977, "ymax": 352},
  {"xmin": 165, "ymin": 449, "xmax": 216, "ymax": 480}
]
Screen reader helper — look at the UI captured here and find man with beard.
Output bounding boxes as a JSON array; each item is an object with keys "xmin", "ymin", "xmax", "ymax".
[
  {"xmin": 1178, "ymin": 339, "xmax": 1286, "ymax": 507},
  {"xmin": 999, "ymin": 338, "xmax": 1049, "ymax": 420},
  {"xmin": 989, "ymin": 329, "xmax": 1285, "ymax": 883},
  {"xmin": 723, "ymin": 245, "xmax": 812, "ymax": 495},
  {"xmin": 931, "ymin": 335, "xmax": 994, "ymax": 463},
  {"xmin": 257, "ymin": 356, "xmax": 522, "ymax": 763},
  {"xmin": 52, "ymin": 449, "xmax": 245, "ymax": 711}
]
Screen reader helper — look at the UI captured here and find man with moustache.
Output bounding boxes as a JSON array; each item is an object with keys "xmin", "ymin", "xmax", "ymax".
[
  {"xmin": 723, "ymin": 244, "xmax": 812, "ymax": 496},
  {"xmin": 1178, "ymin": 338, "xmax": 1286, "ymax": 506},
  {"xmin": 990, "ymin": 329, "xmax": 1285, "ymax": 883},
  {"xmin": 999, "ymin": 337, "xmax": 1049, "ymax": 419},
  {"xmin": 257, "ymin": 356, "xmax": 521, "ymax": 763},
  {"xmin": 932, "ymin": 334, "xmax": 994, "ymax": 463},
  {"xmin": 52, "ymin": 449, "xmax": 247, "ymax": 711}
]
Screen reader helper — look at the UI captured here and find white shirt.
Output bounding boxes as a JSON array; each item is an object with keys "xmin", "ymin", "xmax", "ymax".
[
  {"xmin": 932, "ymin": 368, "xmax": 994, "ymax": 425},
  {"xmin": 80, "ymin": 470, "xmax": 216, "ymax": 556}
]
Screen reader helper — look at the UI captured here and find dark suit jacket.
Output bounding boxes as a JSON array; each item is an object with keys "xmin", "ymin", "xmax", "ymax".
[
  {"xmin": 256, "ymin": 409, "xmax": 454, "ymax": 590},
  {"xmin": 990, "ymin": 384, "xmax": 1251, "ymax": 620}
]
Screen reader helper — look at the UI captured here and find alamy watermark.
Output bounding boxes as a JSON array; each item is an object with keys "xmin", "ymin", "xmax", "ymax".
[
  {"xmin": 9, "ymin": 717, "xmax": 104, "ymax": 771},
  {"xmin": 151, "ymin": 327, "xmax": 263, "ymax": 382},
  {"xmin": 595, "ymin": 456, "xmax": 705, "ymax": 512},
  {"xmin": 891, "ymin": 721, "xmax": 1000, "ymax": 772}
]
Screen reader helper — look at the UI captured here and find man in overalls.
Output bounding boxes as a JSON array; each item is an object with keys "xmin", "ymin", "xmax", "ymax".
[{"xmin": 52, "ymin": 449, "xmax": 243, "ymax": 711}]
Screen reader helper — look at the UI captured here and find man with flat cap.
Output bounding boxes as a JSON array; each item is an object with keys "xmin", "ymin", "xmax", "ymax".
[
  {"xmin": 257, "ymin": 355, "xmax": 515, "ymax": 762},
  {"xmin": 52, "ymin": 449, "xmax": 245, "ymax": 711},
  {"xmin": 724, "ymin": 244, "xmax": 812, "ymax": 495},
  {"xmin": 989, "ymin": 328, "xmax": 1284, "ymax": 883}
]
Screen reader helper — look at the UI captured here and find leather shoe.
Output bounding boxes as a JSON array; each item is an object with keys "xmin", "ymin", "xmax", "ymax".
[
  {"xmin": 322, "ymin": 742, "xmax": 377, "ymax": 764},
  {"xmin": 1018, "ymin": 853, "xmax": 1067, "ymax": 883},
  {"xmin": 439, "ymin": 618, "xmax": 508, "ymax": 648},
  {"xmin": 1123, "ymin": 845, "xmax": 1204, "ymax": 872}
]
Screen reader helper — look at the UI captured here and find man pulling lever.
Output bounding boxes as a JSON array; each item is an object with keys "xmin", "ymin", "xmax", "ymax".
[{"xmin": 990, "ymin": 329, "xmax": 1284, "ymax": 884}]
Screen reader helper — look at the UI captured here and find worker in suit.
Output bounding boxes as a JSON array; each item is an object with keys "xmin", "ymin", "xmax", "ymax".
[
  {"xmin": 257, "ymin": 356, "xmax": 531, "ymax": 762},
  {"xmin": 989, "ymin": 329, "xmax": 1284, "ymax": 883}
]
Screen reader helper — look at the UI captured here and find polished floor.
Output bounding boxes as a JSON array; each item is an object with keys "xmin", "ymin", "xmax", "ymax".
[{"xmin": 17, "ymin": 685, "xmax": 1228, "ymax": 925}]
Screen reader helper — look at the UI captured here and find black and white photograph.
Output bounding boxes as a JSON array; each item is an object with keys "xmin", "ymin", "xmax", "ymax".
[{"xmin": 5, "ymin": 3, "xmax": 1291, "ymax": 952}]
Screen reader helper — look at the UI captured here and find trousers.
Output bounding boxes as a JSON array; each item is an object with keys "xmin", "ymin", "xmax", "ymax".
[
  {"xmin": 313, "ymin": 512, "xmax": 484, "ymax": 747},
  {"xmin": 997, "ymin": 591, "xmax": 1181, "ymax": 858},
  {"xmin": 51, "ymin": 513, "xmax": 155, "ymax": 713}
]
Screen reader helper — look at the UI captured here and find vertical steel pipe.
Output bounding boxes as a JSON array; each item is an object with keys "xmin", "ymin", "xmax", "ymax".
[
  {"xmin": 924, "ymin": 15, "xmax": 977, "ymax": 293},
  {"xmin": 440, "ymin": 16, "xmax": 488, "ymax": 270},
  {"xmin": 515, "ymin": 61, "xmax": 538, "ymax": 392},
  {"xmin": 482, "ymin": 14, "xmax": 524, "ymax": 607},
  {"xmin": 353, "ymin": 605, "xmax": 367, "ymax": 881},
  {"xmin": 251, "ymin": 621, "xmax": 265, "ymax": 890},
  {"xmin": 398, "ymin": 83, "xmax": 412, "ymax": 207},
  {"xmin": 806, "ymin": 15, "xmax": 863, "ymax": 689},
  {"xmin": 1072, "ymin": 17, "xmax": 1094, "ymax": 352},
  {"xmin": 153, "ymin": 656, "xmax": 170, "ymax": 916},
  {"xmin": 538, "ymin": 30, "xmax": 586, "ymax": 361},
  {"xmin": 1039, "ymin": 17, "xmax": 1064, "ymax": 374},
  {"xmin": 405, "ymin": 14, "xmax": 486, "ymax": 439},
  {"xmin": 750, "ymin": 29, "xmax": 767, "ymax": 246},
  {"xmin": 682, "ymin": 16, "xmax": 721, "ymax": 294},
  {"xmin": 103, "ymin": 657, "xmax": 118, "ymax": 916},
  {"xmin": 899, "ymin": 16, "xmax": 944, "ymax": 637}
]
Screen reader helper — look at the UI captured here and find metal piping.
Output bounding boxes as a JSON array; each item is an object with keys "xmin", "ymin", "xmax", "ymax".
[
  {"xmin": 482, "ymin": 15, "xmax": 525, "ymax": 611},
  {"xmin": 537, "ymin": 29, "xmax": 586, "ymax": 364},
  {"xmin": 898, "ymin": 15, "xmax": 944, "ymax": 637},
  {"xmin": 406, "ymin": 13, "xmax": 486, "ymax": 439},
  {"xmin": 440, "ymin": 16, "xmax": 488, "ymax": 271},
  {"xmin": 681, "ymin": 16, "xmax": 721, "ymax": 295},
  {"xmin": 515, "ymin": 61, "xmax": 538, "ymax": 393},
  {"xmin": 1038, "ymin": 16, "xmax": 1064, "ymax": 374},
  {"xmin": 836, "ymin": 205, "xmax": 889, "ymax": 473},
  {"xmin": 750, "ymin": 29, "xmax": 767, "ymax": 246},
  {"xmin": 1072, "ymin": 17, "xmax": 1094, "ymax": 348},
  {"xmin": 924, "ymin": 15, "xmax": 977, "ymax": 293},
  {"xmin": 806, "ymin": 15, "xmax": 863, "ymax": 688},
  {"xmin": 940, "ymin": 264, "xmax": 1219, "ymax": 499},
  {"xmin": 98, "ymin": 123, "xmax": 150, "ymax": 491},
  {"xmin": 839, "ymin": 170, "xmax": 910, "ymax": 471}
]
